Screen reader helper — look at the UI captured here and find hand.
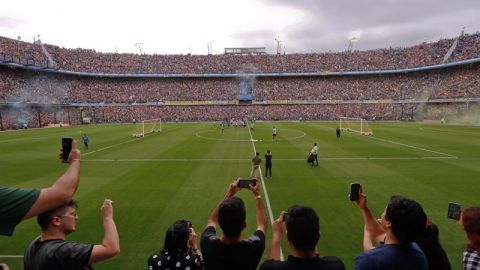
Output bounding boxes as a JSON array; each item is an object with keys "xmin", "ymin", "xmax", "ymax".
[
  {"xmin": 101, "ymin": 199, "xmax": 113, "ymax": 218},
  {"xmin": 0, "ymin": 263, "xmax": 10, "ymax": 270},
  {"xmin": 272, "ymin": 212, "xmax": 285, "ymax": 236},
  {"xmin": 249, "ymin": 178, "xmax": 261, "ymax": 197},
  {"xmin": 226, "ymin": 179, "xmax": 241, "ymax": 198},
  {"xmin": 188, "ymin": 228, "xmax": 198, "ymax": 249},
  {"xmin": 59, "ymin": 140, "xmax": 81, "ymax": 163},
  {"xmin": 354, "ymin": 185, "xmax": 368, "ymax": 210}
]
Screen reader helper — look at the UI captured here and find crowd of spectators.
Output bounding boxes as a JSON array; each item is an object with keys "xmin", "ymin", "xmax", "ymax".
[
  {"xmin": 1, "ymin": 64, "xmax": 478, "ymax": 105},
  {"xmin": 1, "ymin": 33, "xmax": 480, "ymax": 75},
  {"xmin": 1, "ymin": 103, "xmax": 416, "ymax": 130}
]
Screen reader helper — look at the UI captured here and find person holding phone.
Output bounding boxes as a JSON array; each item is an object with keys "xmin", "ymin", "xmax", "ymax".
[
  {"xmin": 352, "ymin": 185, "xmax": 428, "ymax": 270},
  {"xmin": 200, "ymin": 179, "xmax": 267, "ymax": 270},
  {"xmin": 148, "ymin": 220, "xmax": 203, "ymax": 270},
  {"xmin": 460, "ymin": 206, "xmax": 480, "ymax": 270},
  {"xmin": 259, "ymin": 206, "xmax": 345, "ymax": 270},
  {"xmin": 0, "ymin": 140, "xmax": 81, "ymax": 237}
]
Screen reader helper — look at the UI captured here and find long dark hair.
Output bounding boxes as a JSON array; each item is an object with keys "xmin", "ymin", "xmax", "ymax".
[
  {"xmin": 417, "ymin": 222, "xmax": 451, "ymax": 270},
  {"xmin": 162, "ymin": 220, "xmax": 190, "ymax": 255}
]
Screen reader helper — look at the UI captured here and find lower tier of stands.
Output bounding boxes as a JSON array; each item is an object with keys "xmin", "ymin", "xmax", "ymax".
[{"xmin": 1, "ymin": 102, "xmax": 478, "ymax": 131}]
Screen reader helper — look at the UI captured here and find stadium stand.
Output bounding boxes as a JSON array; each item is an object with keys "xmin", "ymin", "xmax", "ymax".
[{"xmin": 0, "ymin": 33, "xmax": 479, "ymax": 130}]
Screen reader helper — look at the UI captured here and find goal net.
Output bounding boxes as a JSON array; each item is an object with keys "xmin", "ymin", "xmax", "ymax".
[
  {"xmin": 132, "ymin": 119, "xmax": 162, "ymax": 137},
  {"xmin": 339, "ymin": 117, "xmax": 373, "ymax": 136}
]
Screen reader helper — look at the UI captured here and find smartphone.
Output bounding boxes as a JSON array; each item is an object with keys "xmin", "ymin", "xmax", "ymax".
[
  {"xmin": 349, "ymin": 183, "xmax": 361, "ymax": 201},
  {"xmin": 447, "ymin": 202, "xmax": 461, "ymax": 220},
  {"xmin": 62, "ymin": 137, "xmax": 73, "ymax": 162},
  {"xmin": 237, "ymin": 179, "xmax": 257, "ymax": 188},
  {"xmin": 282, "ymin": 212, "xmax": 288, "ymax": 222}
]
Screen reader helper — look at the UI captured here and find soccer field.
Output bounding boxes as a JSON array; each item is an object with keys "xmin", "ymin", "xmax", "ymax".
[{"xmin": 1, "ymin": 121, "xmax": 479, "ymax": 270}]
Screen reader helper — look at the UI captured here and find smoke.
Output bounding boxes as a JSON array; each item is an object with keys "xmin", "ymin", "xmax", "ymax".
[{"xmin": 446, "ymin": 103, "xmax": 480, "ymax": 125}]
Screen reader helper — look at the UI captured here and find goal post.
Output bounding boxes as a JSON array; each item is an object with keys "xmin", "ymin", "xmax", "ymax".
[
  {"xmin": 132, "ymin": 118, "xmax": 161, "ymax": 137},
  {"xmin": 339, "ymin": 117, "xmax": 373, "ymax": 136}
]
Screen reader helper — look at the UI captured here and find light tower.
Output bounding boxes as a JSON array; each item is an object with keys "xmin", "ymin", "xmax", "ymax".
[
  {"xmin": 275, "ymin": 36, "xmax": 283, "ymax": 54},
  {"xmin": 135, "ymin": 42, "xmax": 144, "ymax": 55},
  {"xmin": 347, "ymin": 31, "xmax": 361, "ymax": 52}
]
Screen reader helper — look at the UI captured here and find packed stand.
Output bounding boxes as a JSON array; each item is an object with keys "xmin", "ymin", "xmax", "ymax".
[{"xmin": 1, "ymin": 33, "xmax": 480, "ymax": 75}]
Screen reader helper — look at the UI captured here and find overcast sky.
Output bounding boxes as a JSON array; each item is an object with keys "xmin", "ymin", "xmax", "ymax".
[{"xmin": 1, "ymin": 0, "xmax": 479, "ymax": 55}]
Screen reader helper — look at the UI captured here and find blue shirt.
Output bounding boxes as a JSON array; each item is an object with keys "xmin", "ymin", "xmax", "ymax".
[
  {"xmin": 355, "ymin": 243, "xmax": 428, "ymax": 270},
  {"xmin": 82, "ymin": 136, "xmax": 89, "ymax": 143}
]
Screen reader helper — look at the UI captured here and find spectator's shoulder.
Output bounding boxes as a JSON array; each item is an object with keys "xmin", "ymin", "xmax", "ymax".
[
  {"xmin": 200, "ymin": 226, "xmax": 217, "ymax": 242},
  {"xmin": 259, "ymin": 259, "xmax": 284, "ymax": 270},
  {"xmin": 322, "ymin": 256, "xmax": 346, "ymax": 270}
]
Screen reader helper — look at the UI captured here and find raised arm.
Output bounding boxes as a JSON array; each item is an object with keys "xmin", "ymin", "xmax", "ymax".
[
  {"xmin": 267, "ymin": 212, "xmax": 284, "ymax": 260},
  {"xmin": 90, "ymin": 199, "xmax": 120, "ymax": 264},
  {"xmin": 250, "ymin": 179, "xmax": 267, "ymax": 234},
  {"xmin": 24, "ymin": 142, "xmax": 81, "ymax": 219},
  {"xmin": 354, "ymin": 186, "xmax": 385, "ymax": 239}
]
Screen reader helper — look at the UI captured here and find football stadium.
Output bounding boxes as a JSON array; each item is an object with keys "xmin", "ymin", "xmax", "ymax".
[{"xmin": 1, "ymin": 3, "xmax": 480, "ymax": 270}]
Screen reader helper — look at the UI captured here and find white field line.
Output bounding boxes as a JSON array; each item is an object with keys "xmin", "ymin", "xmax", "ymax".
[
  {"xmin": 366, "ymin": 135, "xmax": 458, "ymax": 158},
  {"xmin": 83, "ymin": 156, "xmax": 457, "ymax": 162},
  {"xmin": 83, "ymin": 138, "xmax": 140, "ymax": 156},
  {"xmin": 0, "ymin": 255, "xmax": 23, "ymax": 258},
  {"xmin": 83, "ymin": 126, "xmax": 183, "ymax": 157},
  {"xmin": 421, "ymin": 128, "xmax": 480, "ymax": 136},
  {"xmin": 247, "ymin": 123, "xmax": 284, "ymax": 260}
]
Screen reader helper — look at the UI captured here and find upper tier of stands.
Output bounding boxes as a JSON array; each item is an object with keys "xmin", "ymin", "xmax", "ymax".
[{"xmin": 1, "ymin": 33, "xmax": 479, "ymax": 74}]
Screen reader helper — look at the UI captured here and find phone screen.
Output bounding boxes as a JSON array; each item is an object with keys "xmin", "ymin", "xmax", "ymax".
[
  {"xmin": 238, "ymin": 179, "xmax": 256, "ymax": 188},
  {"xmin": 447, "ymin": 202, "xmax": 461, "ymax": 220},
  {"xmin": 62, "ymin": 137, "xmax": 73, "ymax": 162},
  {"xmin": 349, "ymin": 183, "xmax": 360, "ymax": 201}
]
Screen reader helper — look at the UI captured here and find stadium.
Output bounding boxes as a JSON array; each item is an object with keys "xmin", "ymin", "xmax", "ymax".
[{"xmin": 1, "ymin": 12, "xmax": 480, "ymax": 270}]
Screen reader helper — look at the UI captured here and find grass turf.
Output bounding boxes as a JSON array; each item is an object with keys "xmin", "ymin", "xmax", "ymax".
[{"xmin": 1, "ymin": 121, "xmax": 479, "ymax": 270}]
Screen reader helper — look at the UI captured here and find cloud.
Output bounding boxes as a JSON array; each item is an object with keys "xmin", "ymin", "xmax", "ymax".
[
  {"xmin": 0, "ymin": 16, "xmax": 27, "ymax": 28},
  {"xmin": 252, "ymin": 0, "xmax": 480, "ymax": 52}
]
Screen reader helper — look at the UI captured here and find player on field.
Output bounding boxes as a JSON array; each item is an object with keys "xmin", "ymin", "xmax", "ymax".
[
  {"xmin": 82, "ymin": 134, "xmax": 89, "ymax": 150},
  {"xmin": 336, "ymin": 127, "xmax": 341, "ymax": 139},
  {"xmin": 272, "ymin": 127, "xmax": 277, "ymax": 140}
]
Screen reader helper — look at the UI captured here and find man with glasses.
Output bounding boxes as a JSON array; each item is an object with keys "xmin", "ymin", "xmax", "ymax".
[{"xmin": 24, "ymin": 199, "xmax": 120, "ymax": 270}]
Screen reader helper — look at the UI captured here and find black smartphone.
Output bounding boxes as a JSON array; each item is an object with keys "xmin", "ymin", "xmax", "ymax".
[
  {"xmin": 282, "ymin": 212, "xmax": 288, "ymax": 222},
  {"xmin": 447, "ymin": 202, "xmax": 461, "ymax": 220},
  {"xmin": 349, "ymin": 183, "xmax": 361, "ymax": 201},
  {"xmin": 62, "ymin": 137, "xmax": 73, "ymax": 162},
  {"xmin": 238, "ymin": 179, "xmax": 257, "ymax": 188}
]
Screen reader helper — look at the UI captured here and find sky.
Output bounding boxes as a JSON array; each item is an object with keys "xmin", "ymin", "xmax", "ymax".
[{"xmin": 1, "ymin": 0, "xmax": 479, "ymax": 55}]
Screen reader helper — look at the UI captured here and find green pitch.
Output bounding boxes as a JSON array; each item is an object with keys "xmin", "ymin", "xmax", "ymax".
[{"xmin": 1, "ymin": 121, "xmax": 479, "ymax": 270}]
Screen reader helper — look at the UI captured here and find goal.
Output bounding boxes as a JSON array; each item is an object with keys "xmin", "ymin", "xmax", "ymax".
[
  {"xmin": 132, "ymin": 119, "xmax": 162, "ymax": 137},
  {"xmin": 339, "ymin": 117, "xmax": 373, "ymax": 136}
]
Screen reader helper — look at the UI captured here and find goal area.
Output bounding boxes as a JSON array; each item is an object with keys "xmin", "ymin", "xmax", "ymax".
[
  {"xmin": 339, "ymin": 117, "xmax": 373, "ymax": 136},
  {"xmin": 132, "ymin": 119, "xmax": 162, "ymax": 137}
]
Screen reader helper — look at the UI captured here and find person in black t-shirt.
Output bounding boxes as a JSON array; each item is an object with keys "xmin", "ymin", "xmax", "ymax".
[
  {"xmin": 200, "ymin": 179, "xmax": 267, "ymax": 270},
  {"xmin": 265, "ymin": 150, "xmax": 272, "ymax": 178},
  {"xmin": 259, "ymin": 205, "xmax": 345, "ymax": 270},
  {"xmin": 336, "ymin": 127, "xmax": 341, "ymax": 139},
  {"xmin": 24, "ymin": 199, "xmax": 120, "ymax": 270}
]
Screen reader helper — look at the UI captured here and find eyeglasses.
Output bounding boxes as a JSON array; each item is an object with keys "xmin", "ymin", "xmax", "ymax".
[{"xmin": 58, "ymin": 211, "xmax": 78, "ymax": 218}]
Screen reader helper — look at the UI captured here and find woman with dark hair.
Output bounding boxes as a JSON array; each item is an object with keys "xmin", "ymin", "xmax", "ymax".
[
  {"xmin": 148, "ymin": 220, "xmax": 203, "ymax": 270},
  {"xmin": 461, "ymin": 207, "xmax": 480, "ymax": 270},
  {"xmin": 417, "ymin": 222, "xmax": 451, "ymax": 270}
]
